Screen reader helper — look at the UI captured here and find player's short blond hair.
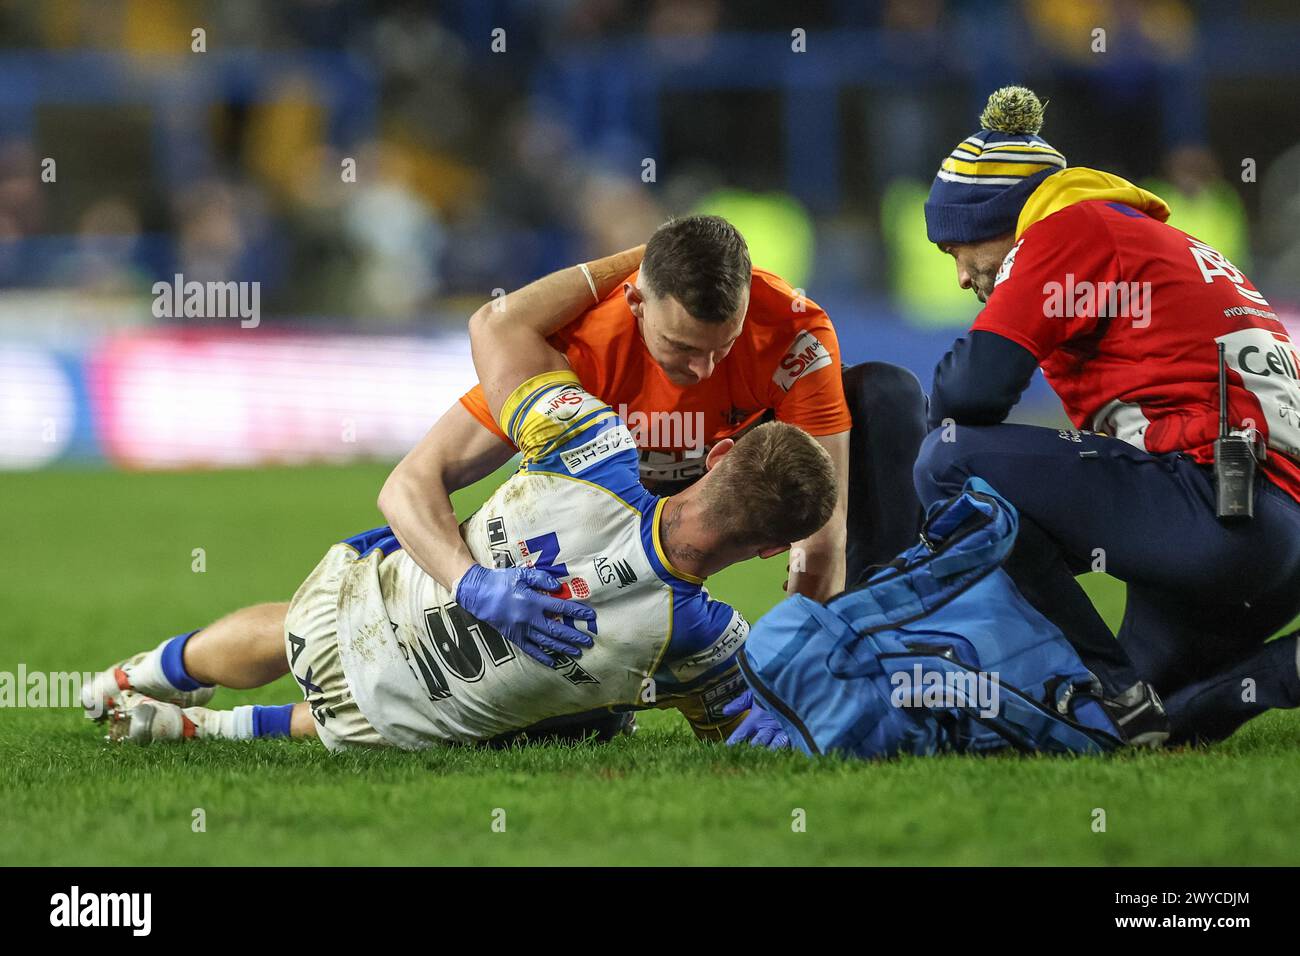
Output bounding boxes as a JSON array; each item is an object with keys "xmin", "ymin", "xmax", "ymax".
[{"xmin": 700, "ymin": 421, "xmax": 837, "ymax": 549}]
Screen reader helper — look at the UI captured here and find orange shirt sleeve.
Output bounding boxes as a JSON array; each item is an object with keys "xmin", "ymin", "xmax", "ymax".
[
  {"xmin": 766, "ymin": 291, "xmax": 853, "ymax": 436},
  {"xmin": 457, "ymin": 320, "xmax": 604, "ymax": 449},
  {"xmin": 458, "ymin": 384, "xmax": 515, "ymax": 447}
]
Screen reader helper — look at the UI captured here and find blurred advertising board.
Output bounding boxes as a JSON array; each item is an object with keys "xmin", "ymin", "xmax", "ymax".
[{"xmin": 2, "ymin": 329, "xmax": 477, "ymax": 470}]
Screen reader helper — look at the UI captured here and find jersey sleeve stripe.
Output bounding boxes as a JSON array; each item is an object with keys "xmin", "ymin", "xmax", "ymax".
[
  {"xmin": 524, "ymin": 408, "xmax": 618, "ymax": 461},
  {"xmin": 499, "ymin": 369, "xmax": 584, "ymax": 444}
]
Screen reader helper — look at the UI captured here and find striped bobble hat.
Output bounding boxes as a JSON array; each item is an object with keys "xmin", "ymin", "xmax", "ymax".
[{"xmin": 924, "ymin": 86, "xmax": 1067, "ymax": 245}]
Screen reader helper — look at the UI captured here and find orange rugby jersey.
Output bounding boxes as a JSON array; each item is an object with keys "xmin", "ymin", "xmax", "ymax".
[{"xmin": 459, "ymin": 268, "xmax": 852, "ymax": 491}]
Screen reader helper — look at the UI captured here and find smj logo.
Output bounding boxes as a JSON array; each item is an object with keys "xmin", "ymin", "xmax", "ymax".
[
  {"xmin": 889, "ymin": 665, "xmax": 1001, "ymax": 719},
  {"xmin": 49, "ymin": 886, "xmax": 152, "ymax": 936},
  {"xmin": 151, "ymin": 272, "xmax": 260, "ymax": 328},
  {"xmin": 616, "ymin": 406, "xmax": 704, "ymax": 453},
  {"xmin": 543, "ymin": 386, "xmax": 585, "ymax": 422},
  {"xmin": 772, "ymin": 330, "xmax": 832, "ymax": 391},
  {"xmin": 0, "ymin": 667, "xmax": 101, "ymax": 717}
]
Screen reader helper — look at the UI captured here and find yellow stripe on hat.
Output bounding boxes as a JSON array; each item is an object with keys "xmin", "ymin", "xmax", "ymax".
[
  {"xmin": 949, "ymin": 149, "xmax": 1062, "ymax": 168},
  {"xmin": 949, "ymin": 139, "xmax": 1064, "ymax": 161},
  {"xmin": 941, "ymin": 157, "xmax": 1060, "ymax": 178},
  {"xmin": 979, "ymin": 141, "xmax": 1062, "ymax": 152}
]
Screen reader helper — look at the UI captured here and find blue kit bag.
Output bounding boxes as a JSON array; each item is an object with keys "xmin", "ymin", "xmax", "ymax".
[{"xmin": 738, "ymin": 478, "xmax": 1123, "ymax": 758}]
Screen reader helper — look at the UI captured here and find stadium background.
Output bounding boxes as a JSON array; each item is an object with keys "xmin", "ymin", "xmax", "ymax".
[
  {"xmin": 4, "ymin": 0, "xmax": 1300, "ymax": 470},
  {"xmin": 5, "ymin": 1, "xmax": 1300, "ymax": 866}
]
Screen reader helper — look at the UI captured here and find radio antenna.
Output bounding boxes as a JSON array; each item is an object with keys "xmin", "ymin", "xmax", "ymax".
[{"xmin": 1218, "ymin": 342, "xmax": 1229, "ymax": 438}]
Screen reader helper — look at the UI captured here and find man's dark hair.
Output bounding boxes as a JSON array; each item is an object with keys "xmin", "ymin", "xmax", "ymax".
[{"xmin": 641, "ymin": 215, "xmax": 752, "ymax": 324}]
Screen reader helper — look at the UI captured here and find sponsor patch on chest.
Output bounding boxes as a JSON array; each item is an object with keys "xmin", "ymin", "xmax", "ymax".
[{"xmin": 772, "ymin": 330, "xmax": 832, "ymax": 391}]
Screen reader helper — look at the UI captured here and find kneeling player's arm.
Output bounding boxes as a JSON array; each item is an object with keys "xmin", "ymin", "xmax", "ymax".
[
  {"xmin": 469, "ymin": 246, "xmax": 644, "ymax": 418},
  {"xmin": 787, "ymin": 430, "xmax": 849, "ymax": 601},
  {"xmin": 928, "ymin": 330, "xmax": 1040, "ymax": 431}
]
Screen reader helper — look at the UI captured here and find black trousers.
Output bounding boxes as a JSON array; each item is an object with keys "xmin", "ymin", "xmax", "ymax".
[{"xmin": 841, "ymin": 362, "xmax": 930, "ymax": 586}]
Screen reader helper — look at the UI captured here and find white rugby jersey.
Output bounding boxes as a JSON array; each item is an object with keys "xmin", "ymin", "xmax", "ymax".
[{"xmin": 331, "ymin": 370, "xmax": 749, "ymax": 749}]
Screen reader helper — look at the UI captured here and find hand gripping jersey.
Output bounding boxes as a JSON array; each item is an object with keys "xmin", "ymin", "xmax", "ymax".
[
  {"xmin": 333, "ymin": 371, "xmax": 749, "ymax": 748},
  {"xmin": 973, "ymin": 168, "xmax": 1300, "ymax": 504},
  {"xmin": 459, "ymin": 268, "xmax": 852, "ymax": 492}
]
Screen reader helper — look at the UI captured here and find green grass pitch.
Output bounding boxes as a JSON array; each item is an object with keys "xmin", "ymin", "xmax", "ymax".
[{"xmin": 2, "ymin": 462, "xmax": 1298, "ymax": 866}]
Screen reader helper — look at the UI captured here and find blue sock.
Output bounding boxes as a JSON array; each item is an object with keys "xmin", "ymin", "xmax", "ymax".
[
  {"xmin": 251, "ymin": 704, "xmax": 295, "ymax": 738},
  {"xmin": 159, "ymin": 631, "xmax": 211, "ymax": 692}
]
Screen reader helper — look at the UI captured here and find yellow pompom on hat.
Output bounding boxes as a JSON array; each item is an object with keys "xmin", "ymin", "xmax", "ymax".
[{"xmin": 924, "ymin": 86, "xmax": 1067, "ymax": 244}]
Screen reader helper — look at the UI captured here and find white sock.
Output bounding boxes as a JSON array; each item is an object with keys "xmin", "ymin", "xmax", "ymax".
[
  {"xmin": 184, "ymin": 705, "xmax": 256, "ymax": 740},
  {"xmin": 121, "ymin": 638, "xmax": 185, "ymax": 697}
]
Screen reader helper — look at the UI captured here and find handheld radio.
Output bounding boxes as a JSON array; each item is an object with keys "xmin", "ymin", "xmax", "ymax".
[{"xmin": 1213, "ymin": 342, "xmax": 1262, "ymax": 520}]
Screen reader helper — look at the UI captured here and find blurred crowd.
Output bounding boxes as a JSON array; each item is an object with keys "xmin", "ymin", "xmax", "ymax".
[{"xmin": 0, "ymin": 0, "xmax": 1298, "ymax": 328}]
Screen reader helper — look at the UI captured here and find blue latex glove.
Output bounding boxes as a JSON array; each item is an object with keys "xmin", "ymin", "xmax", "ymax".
[
  {"xmin": 723, "ymin": 689, "xmax": 791, "ymax": 750},
  {"xmin": 453, "ymin": 564, "xmax": 595, "ymax": 667}
]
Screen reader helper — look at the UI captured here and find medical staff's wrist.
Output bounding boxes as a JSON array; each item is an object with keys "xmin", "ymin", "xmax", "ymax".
[
  {"xmin": 451, "ymin": 562, "xmax": 486, "ymax": 603},
  {"xmin": 584, "ymin": 245, "xmax": 645, "ymax": 300},
  {"xmin": 577, "ymin": 263, "xmax": 599, "ymax": 302}
]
